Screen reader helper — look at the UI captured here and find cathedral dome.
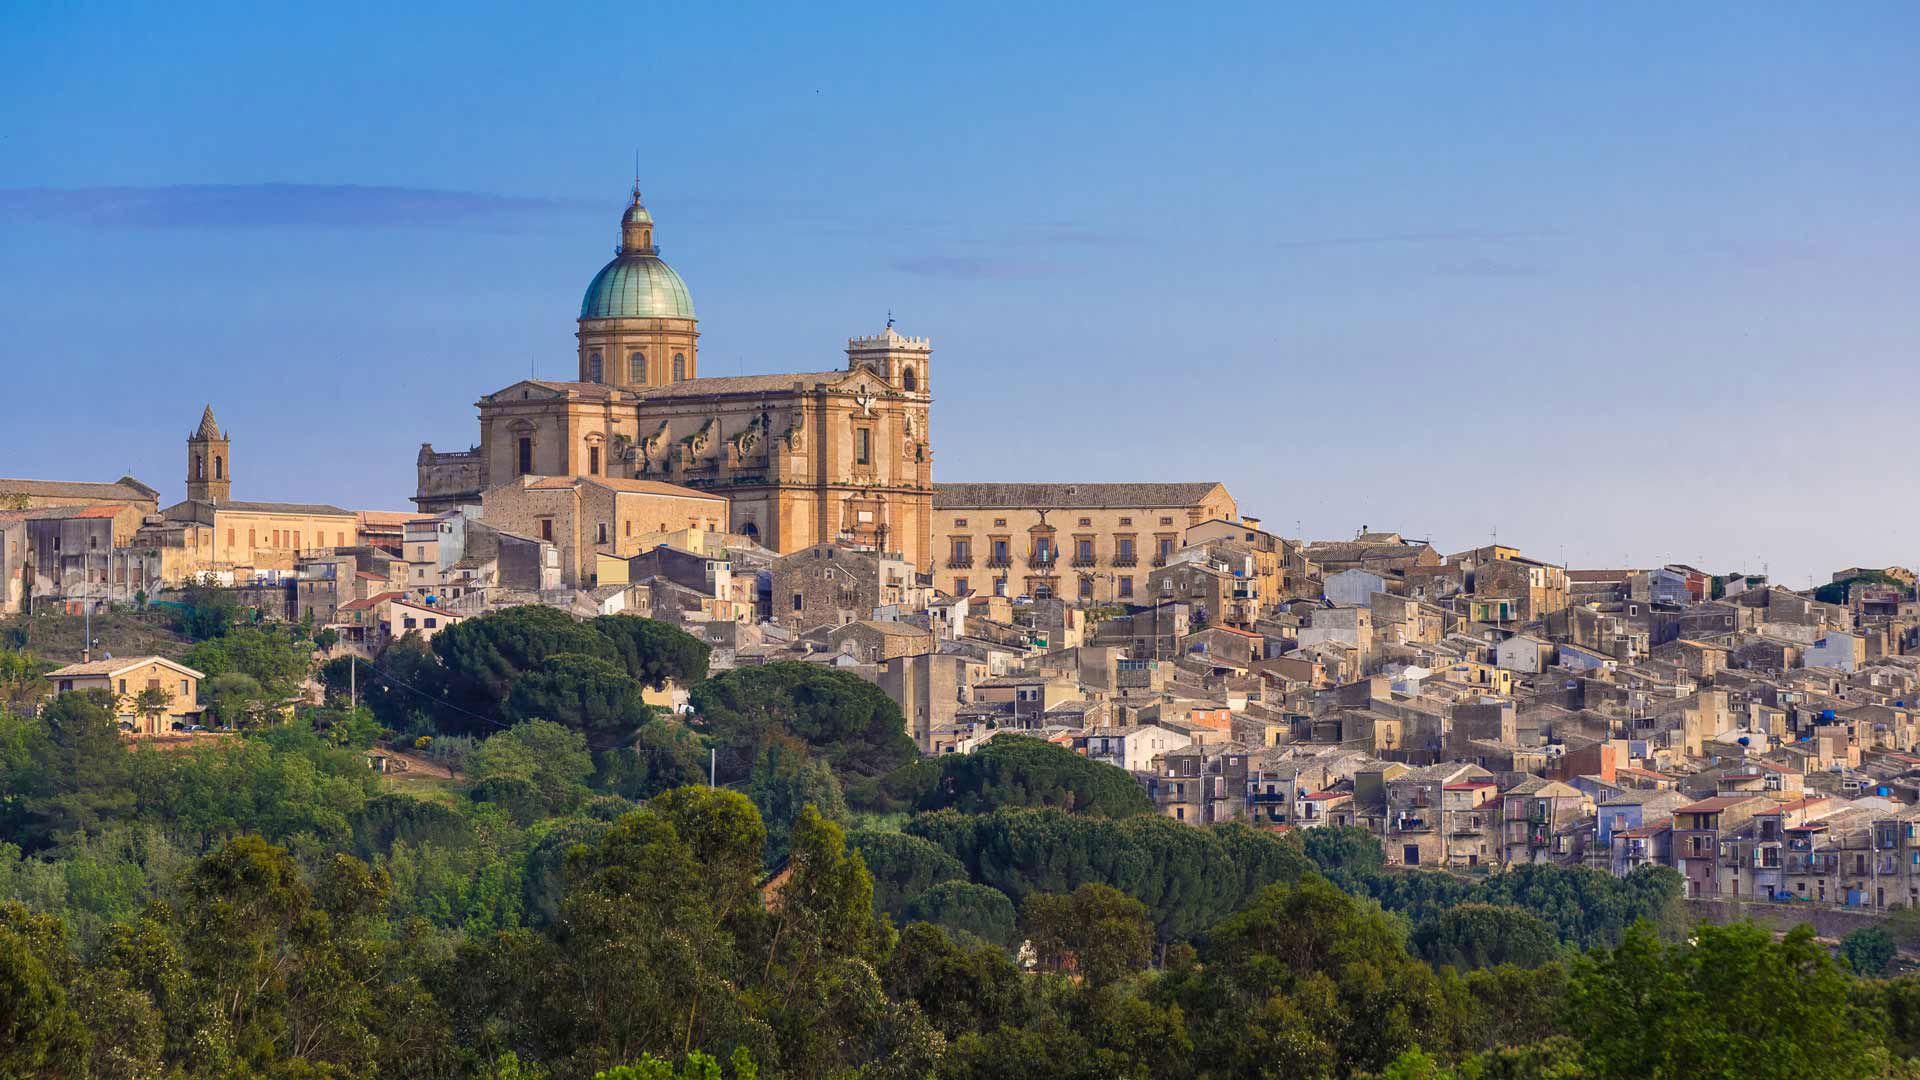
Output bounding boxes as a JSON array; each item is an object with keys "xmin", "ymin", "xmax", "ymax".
[
  {"xmin": 580, "ymin": 255, "xmax": 695, "ymax": 320},
  {"xmin": 580, "ymin": 187, "xmax": 695, "ymax": 321}
]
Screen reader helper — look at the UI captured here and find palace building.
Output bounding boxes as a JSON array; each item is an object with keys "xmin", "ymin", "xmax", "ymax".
[{"xmin": 414, "ymin": 185, "xmax": 935, "ymax": 569}]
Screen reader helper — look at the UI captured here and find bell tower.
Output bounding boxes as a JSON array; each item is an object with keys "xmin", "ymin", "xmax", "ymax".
[{"xmin": 186, "ymin": 404, "xmax": 232, "ymax": 504}]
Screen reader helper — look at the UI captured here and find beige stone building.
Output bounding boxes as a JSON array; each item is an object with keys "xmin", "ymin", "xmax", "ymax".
[
  {"xmin": 44, "ymin": 656, "xmax": 206, "ymax": 735},
  {"xmin": 132, "ymin": 407, "xmax": 358, "ymax": 583},
  {"xmin": 416, "ymin": 188, "xmax": 934, "ymax": 568},
  {"xmin": 479, "ymin": 474, "xmax": 729, "ymax": 587},
  {"xmin": 929, "ymin": 482, "xmax": 1238, "ymax": 604}
]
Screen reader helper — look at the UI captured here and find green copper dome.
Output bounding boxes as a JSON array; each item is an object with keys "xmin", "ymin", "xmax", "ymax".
[{"xmin": 580, "ymin": 254, "xmax": 696, "ymax": 320}]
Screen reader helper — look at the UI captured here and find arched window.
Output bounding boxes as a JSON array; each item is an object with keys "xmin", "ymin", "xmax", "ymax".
[
  {"xmin": 629, "ymin": 351, "xmax": 646, "ymax": 383},
  {"xmin": 672, "ymin": 353, "xmax": 686, "ymax": 381},
  {"xmin": 587, "ymin": 352, "xmax": 603, "ymax": 382},
  {"xmin": 902, "ymin": 366, "xmax": 918, "ymax": 392},
  {"xmin": 214, "ymin": 455, "xmax": 223, "ymax": 480},
  {"xmin": 194, "ymin": 455, "xmax": 204, "ymax": 480}
]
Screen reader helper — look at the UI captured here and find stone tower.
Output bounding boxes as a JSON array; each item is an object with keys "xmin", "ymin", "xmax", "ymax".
[
  {"xmin": 576, "ymin": 185, "xmax": 700, "ymax": 388},
  {"xmin": 186, "ymin": 404, "xmax": 231, "ymax": 504}
]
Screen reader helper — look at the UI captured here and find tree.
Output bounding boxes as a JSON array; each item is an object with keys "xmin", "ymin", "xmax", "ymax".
[
  {"xmin": 0, "ymin": 907, "xmax": 90, "ymax": 1079},
  {"xmin": 849, "ymin": 830, "xmax": 968, "ymax": 920},
  {"xmin": 903, "ymin": 881, "xmax": 1018, "ymax": 948},
  {"xmin": 592, "ymin": 614, "xmax": 711, "ymax": 688},
  {"xmin": 1568, "ymin": 921, "xmax": 1872, "ymax": 1080},
  {"xmin": 468, "ymin": 720, "xmax": 596, "ymax": 814},
  {"xmin": 505, "ymin": 653, "xmax": 659, "ymax": 749},
  {"xmin": 132, "ymin": 685, "xmax": 172, "ymax": 731},
  {"xmin": 173, "ymin": 575, "xmax": 238, "ymax": 640},
  {"xmin": 202, "ymin": 672, "xmax": 268, "ymax": 729},
  {"xmin": 1841, "ymin": 926, "xmax": 1897, "ymax": 977},
  {"xmin": 1023, "ymin": 883, "xmax": 1152, "ymax": 985},
  {"xmin": 906, "ymin": 807, "xmax": 1312, "ymax": 940},
  {"xmin": 4, "ymin": 691, "xmax": 134, "ymax": 848},
  {"xmin": 1412, "ymin": 904, "xmax": 1562, "ymax": 970},
  {"xmin": 746, "ymin": 740, "xmax": 848, "ymax": 862},
  {"xmin": 594, "ymin": 719, "xmax": 710, "ymax": 800},
  {"xmin": 1301, "ymin": 824, "xmax": 1388, "ymax": 891},
  {"xmin": 182, "ymin": 624, "xmax": 314, "ymax": 700},
  {"xmin": 900, "ymin": 735, "xmax": 1152, "ymax": 818},
  {"xmin": 690, "ymin": 661, "xmax": 916, "ymax": 783},
  {"xmin": 434, "ymin": 605, "xmax": 616, "ymax": 726}
]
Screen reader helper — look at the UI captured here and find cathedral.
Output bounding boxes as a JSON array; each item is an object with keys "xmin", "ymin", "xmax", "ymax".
[{"xmin": 414, "ymin": 185, "xmax": 935, "ymax": 569}]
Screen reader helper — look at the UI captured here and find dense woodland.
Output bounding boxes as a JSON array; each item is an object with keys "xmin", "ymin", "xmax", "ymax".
[{"xmin": 6, "ymin": 602, "xmax": 1920, "ymax": 1078}]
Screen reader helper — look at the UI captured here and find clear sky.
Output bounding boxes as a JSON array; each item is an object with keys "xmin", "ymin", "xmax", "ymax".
[{"xmin": 2, "ymin": 4, "xmax": 1916, "ymax": 586}]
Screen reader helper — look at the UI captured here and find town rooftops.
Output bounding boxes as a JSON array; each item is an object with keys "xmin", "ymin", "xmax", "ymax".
[
  {"xmin": 932, "ymin": 482, "xmax": 1224, "ymax": 510},
  {"xmin": 45, "ymin": 656, "xmax": 206, "ymax": 680},
  {"xmin": 1675, "ymin": 795, "xmax": 1759, "ymax": 815}
]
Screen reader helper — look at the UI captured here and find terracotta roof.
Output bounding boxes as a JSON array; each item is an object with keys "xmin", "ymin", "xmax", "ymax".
[
  {"xmin": 933, "ymin": 482, "xmax": 1224, "ymax": 510},
  {"xmin": 355, "ymin": 511, "xmax": 416, "ymax": 527},
  {"xmin": 340, "ymin": 591, "xmax": 405, "ymax": 612},
  {"xmin": 0, "ymin": 477, "xmax": 157, "ymax": 502},
  {"xmin": 0, "ymin": 502, "xmax": 134, "ymax": 523},
  {"xmin": 45, "ymin": 655, "xmax": 205, "ymax": 680}
]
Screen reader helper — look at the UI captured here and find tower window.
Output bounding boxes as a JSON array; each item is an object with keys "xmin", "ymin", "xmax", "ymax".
[
  {"xmin": 629, "ymin": 351, "xmax": 646, "ymax": 383},
  {"xmin": 587, "ymin": 352, "xmax": 603, "ymax": 382},
  {"xmin": 518, "ymin": 437, "xmax": 533, "ymax": 476},
  {"xmin": 902, "ymin": 366, "xmax": 918, "ymax": 392},
  {"xmin": 589, "ymin": 445, "xmax": 600, "ymax": 475},
  {"xmin": 854, "ymin": 428, "xmax": 871, "ymax": 465},
  {"xmin": 215, "ymin": 455, "xmax": 223, "ymax": 480},
  {"xmin": 673, "ymin": 353, "xmax": 686, "ymax": 381},
  {"xmin": 195, "ymin": 455, "xmax": 205, "ymax": 480}
]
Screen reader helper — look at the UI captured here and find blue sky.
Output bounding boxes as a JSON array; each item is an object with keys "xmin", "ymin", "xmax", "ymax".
[{"xmin": 2, "ymin": 3, "xmax": 1916, "ymax": 584}]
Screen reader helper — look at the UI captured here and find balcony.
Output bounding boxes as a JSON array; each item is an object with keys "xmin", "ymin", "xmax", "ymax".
[
  {"xmin": 1028, "ymin": 554, "xmax": 1057, "ymax": 570},
  {"xmin": 1071, "ymin": 555, "xmax": 1098, "ymax": 568},
  {"xmin": 1113, "ymin": 555, "xmax": 1137, "ymax": 567},
  {"xmin": 1151, "ymin": 555, "xmax": 1169, "ymax": 567},
  {"xmin": 947, "ymin": 557, "xmax": 974, "ymax": 570},
  {"xmin": 985, "ymin": 557, "xmax": 1011, "ymax": 569}
]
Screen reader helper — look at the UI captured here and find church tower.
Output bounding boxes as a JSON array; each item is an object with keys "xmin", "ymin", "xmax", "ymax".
[
  {"xmin": 577, "ymin": 185, "xmax": 700, "ymax": 388},
  {"xmin": 186, "ymin": 404, "xmax": 231, "ymax": 504}
]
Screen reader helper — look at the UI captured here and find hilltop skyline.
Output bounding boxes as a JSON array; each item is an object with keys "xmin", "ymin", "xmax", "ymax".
[{"xmin": 3, "ymin": 3, "xmax": 1918, "ymax": 584}]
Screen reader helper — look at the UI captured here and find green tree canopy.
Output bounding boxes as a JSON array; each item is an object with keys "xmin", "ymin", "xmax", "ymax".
[
  {"xmin": 1568, "ymin": 921, "xmax": 1873, "ymax": 1080},
  {"xmin": 1411, "ymin": 903, "xmax": 1562, "ymax": 970},
  {"xmin": 505, "ymin": 654, "xmax": 660, "ymax": 749},
  {"xmin": 591, "ymin": 614, "xmax": 711, "ymax": 688},
  {"xmin": 434, "ymin": 605, "xmax": 617, "ymax": 727},
  {"xmin": 892, "ymin": 735, "xmax": 1152, "ymax": 818},
  {"xmin": 848, "ymin": 829, "xmax": 968, "ymax": 920},
  {"xmin": 903, "ymin": 881, "xmax": 1018, "ymax": 948},
  {"xmin": 690, "ymin": 661, "xmax": 916, "ymax": 782}
]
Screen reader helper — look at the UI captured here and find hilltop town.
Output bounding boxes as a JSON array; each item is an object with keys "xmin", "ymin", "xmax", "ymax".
[{"xmin": 6, "ymin": 188, "xmax": 1917, "ymax": 921}]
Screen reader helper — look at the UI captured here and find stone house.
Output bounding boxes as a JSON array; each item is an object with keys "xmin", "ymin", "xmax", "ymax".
[{"xmin": 44, "ymin": 656, "xmax": 207, "ymax": 735}]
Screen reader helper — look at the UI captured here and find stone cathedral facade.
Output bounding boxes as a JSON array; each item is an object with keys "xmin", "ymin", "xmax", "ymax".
[{"xmin": 414, "ymin": 187, "xmax": 935, "ymax": 569}]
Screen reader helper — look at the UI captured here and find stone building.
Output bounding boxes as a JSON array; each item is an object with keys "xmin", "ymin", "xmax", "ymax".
[
  {"xmin": 769, "ymin": 541, "xmax": 920, "ymax": 633},
  {"xmin": 478, "ymin": 474, "xmax": 729, "ymax": 587},
  {"xmin": 929, "ymin": 482, "xmax": 1238, "ymax": 604},
  {"xmin": 414, "ymin": 187, "xmax": 934, "ymax": 567}
]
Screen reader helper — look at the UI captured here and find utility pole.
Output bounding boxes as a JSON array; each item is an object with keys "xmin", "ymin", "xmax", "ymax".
[
  {"xmin": 709, "ymin": 747, "xmax": 716, "ymax": 788},
  {"xmin": 349, "ymin": 655, "xmax": 357, "ymax": 710}
]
